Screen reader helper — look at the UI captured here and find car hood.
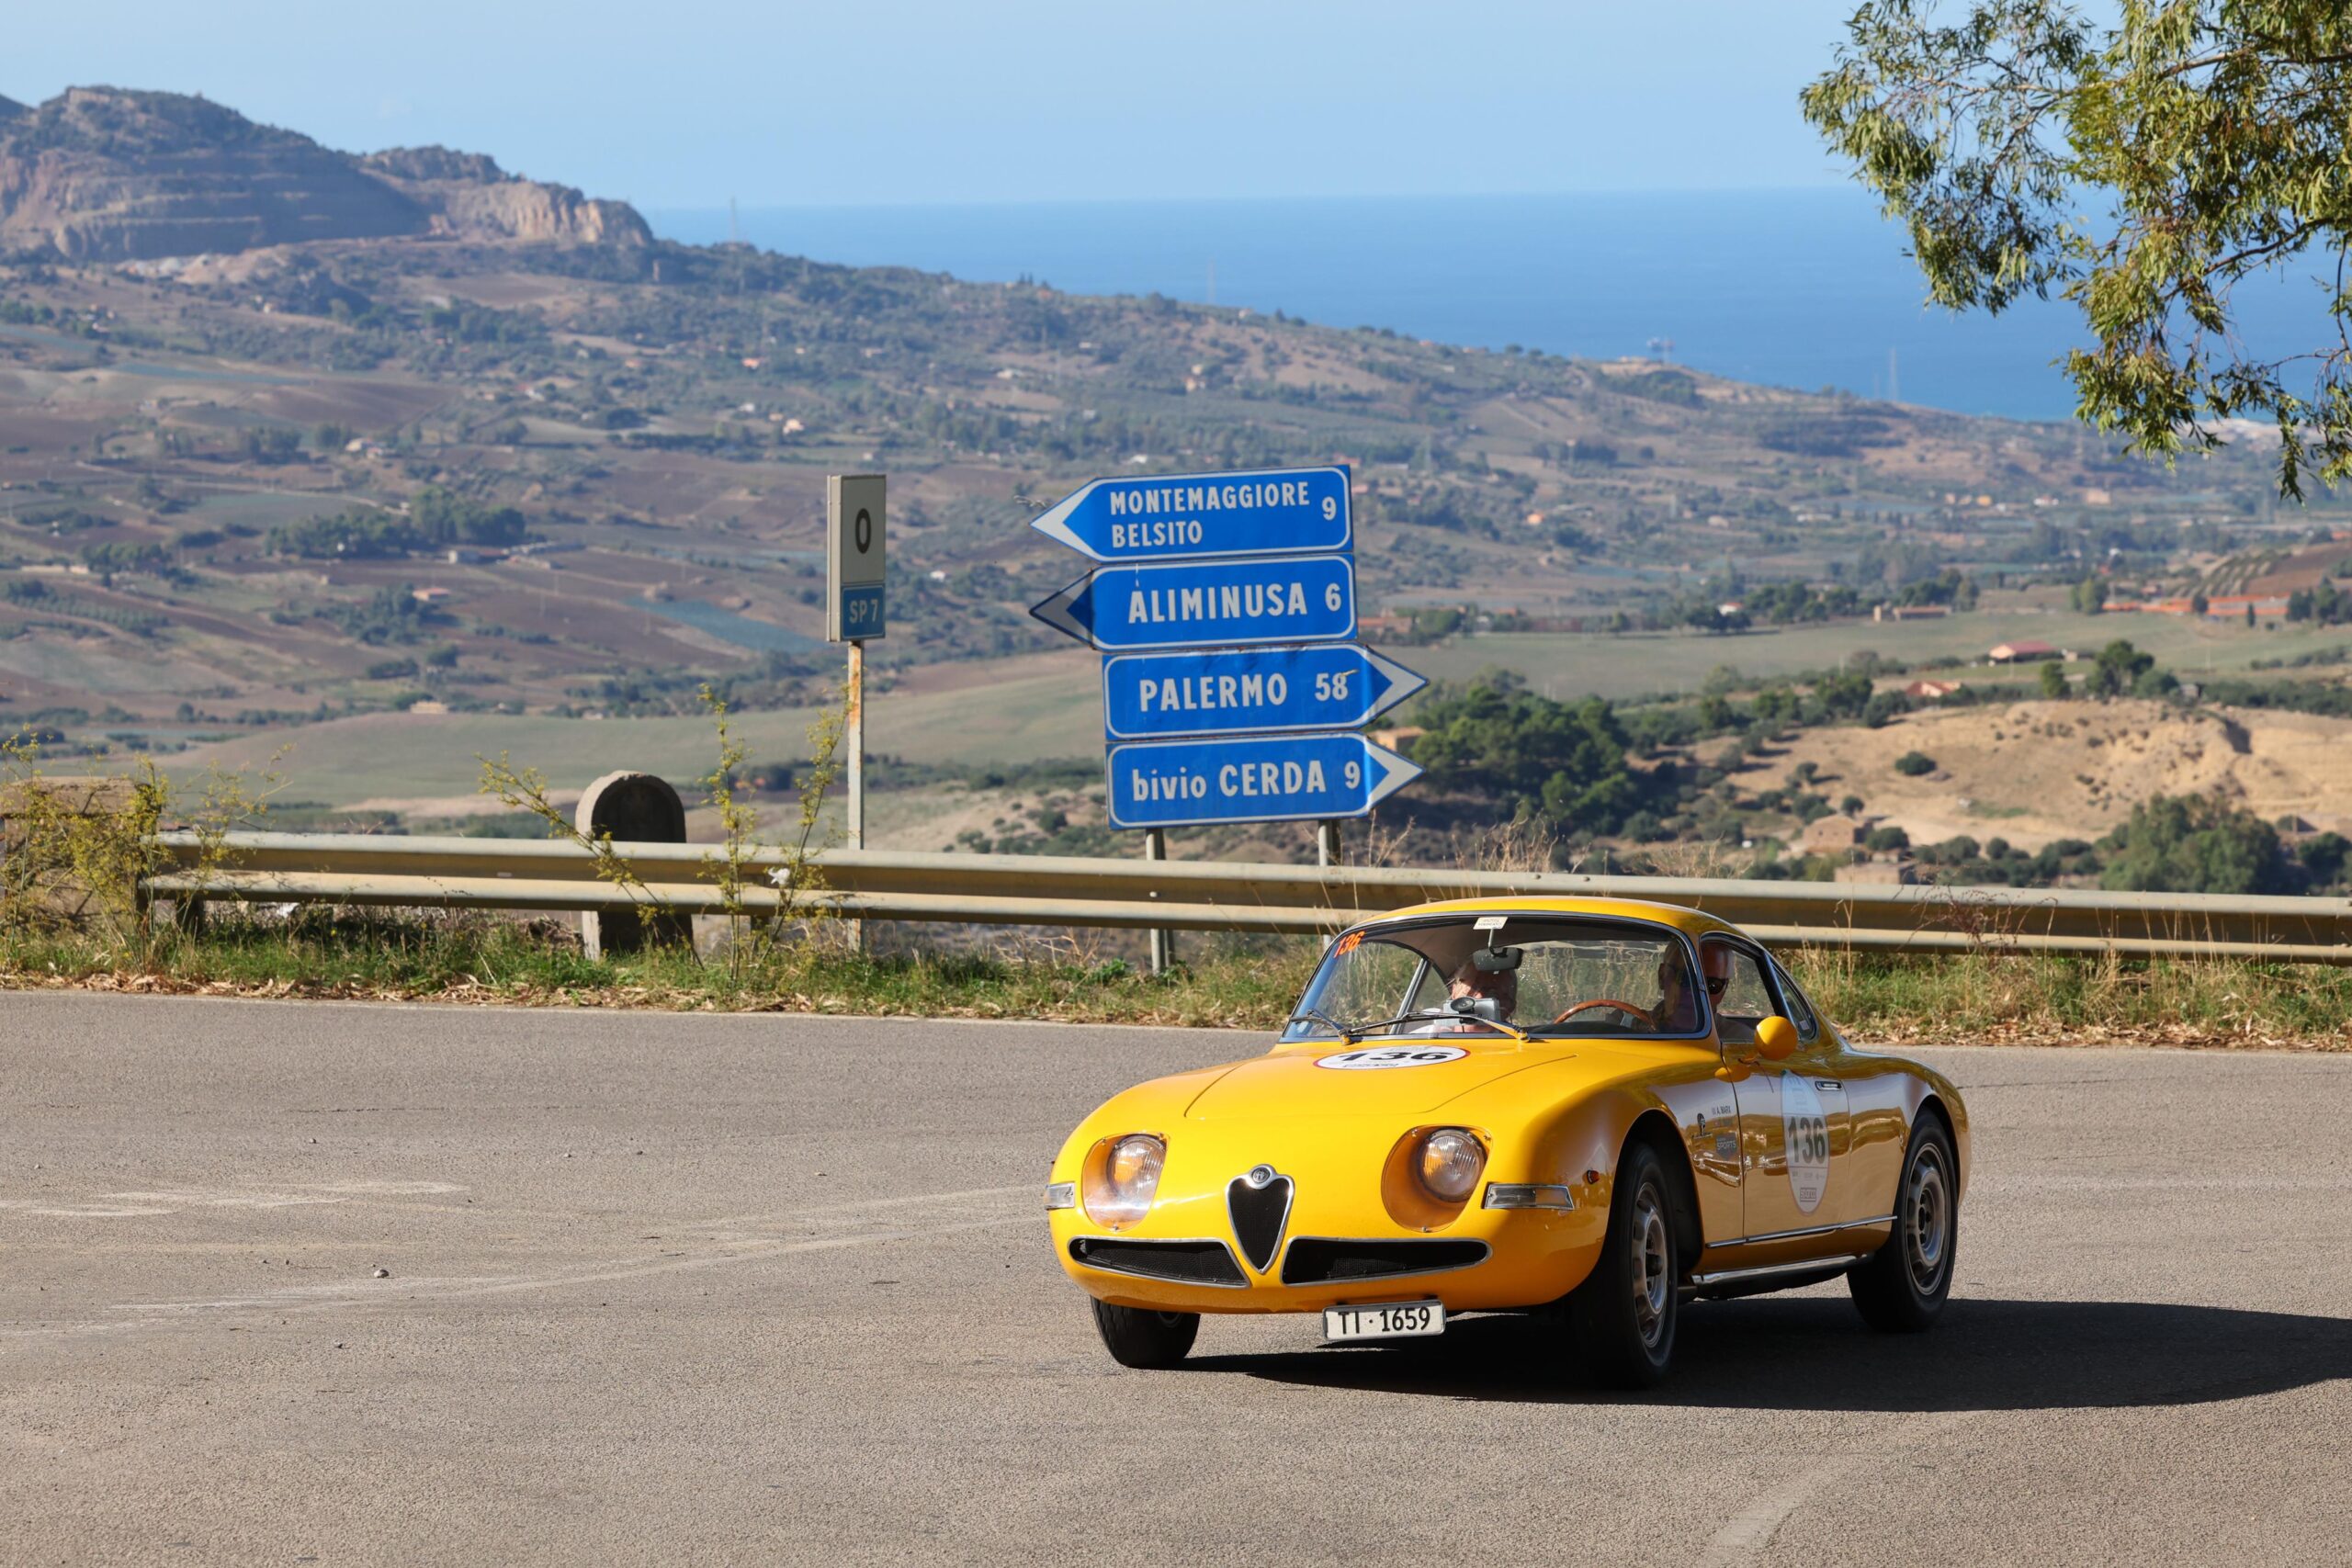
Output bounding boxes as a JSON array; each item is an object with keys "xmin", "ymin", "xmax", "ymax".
[{"xmin": 1183, "ymin": 1037, "xmax": 1579, "ymax": 1122}]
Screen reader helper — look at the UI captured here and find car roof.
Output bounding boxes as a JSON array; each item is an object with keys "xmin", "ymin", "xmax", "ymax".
[{"xmin": 1360, "ymin": 895, "xmax": 1745, "ymax": 941}]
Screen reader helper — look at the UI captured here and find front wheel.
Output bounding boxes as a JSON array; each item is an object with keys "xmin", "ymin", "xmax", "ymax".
[
  {"xmin": 1090, "ymin": 1300, "xmax": 1199, "ymax": 1369},
  {"xmin": 1566, "ymin": 1142, "xmax": 1680, "ymax": 1388},
  {"xmin": 1849, "ymin": 1113, "xmax": 1958, "ymax": 1332}
]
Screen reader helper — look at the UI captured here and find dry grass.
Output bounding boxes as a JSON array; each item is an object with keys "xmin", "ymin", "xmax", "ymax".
[
  {"xmin": 1789, "ymin": 945, "xmax": 2352, "ymax": 1052},
  {"xmin": 3, "ymin": 911, "xmax": 2346, "ymax": 1051}
]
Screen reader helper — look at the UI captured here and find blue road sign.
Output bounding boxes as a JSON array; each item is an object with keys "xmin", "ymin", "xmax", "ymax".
[
  {"xmin": 1029, "ymin": 465, "xmax": 1351, "ymax": 563},
  {"xmin": 837, "ymin": 583, "xmax": 885, "ymax": 637},
  {"xmin": 1102, "ymin": 644, "xmax": 1427, "ymax": 741},
  {"xmin": 1106, "ymin": 732, "xmax": 1422, "ymax": 829},
  {"xmin": 1031, "ymin": 554, "xmax": 1356, "ymax": 653}
]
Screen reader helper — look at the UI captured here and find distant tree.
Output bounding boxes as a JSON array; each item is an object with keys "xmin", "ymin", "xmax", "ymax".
[
  {"xmin": 1861, "ymin": 690, "xmax": 1912, "ymax": 728},
  {"xmin": 2071, "ymin": 576, "xmax": 2107, "ymax": 615},
  {"xmin": 2098, "ymin": 795, "xmax": 2292, "ymax": 895},
  {"xmin": 1805, "ymin": 3, "xmax": 2352, "ymax": 494},
  {"xmin": 1410, "ymin": 682, "xmax": 1645, "ymax": 833},
  {"xmin": 1894, "ymin": 750, "xmax": 1936, "ymax": 776},
  {"xmin": 2086, "ymin": 638, "xmax": 2155, "ymax": 698},
  {"xmin": 1753, "ymin": 686, "xmax": 1802, "ymax": 728},
  {"xmin": 2039, "ymin": 660, "xmax": 2070, "ymax": 699},
  {"xmin": 1838, "ymin": 794, "xmax": 1867, "ymax": 816},
  {"xmin": 243, "ymin": 426, "xmax": 301, "ymax": 465},
  {"xmin": 1814, "ymin": 669, "xmax": 1875, "ymax": 719},
  {"xmin": 2302, "ymin": 831, "xmax": 2352, "ymax": 889}
]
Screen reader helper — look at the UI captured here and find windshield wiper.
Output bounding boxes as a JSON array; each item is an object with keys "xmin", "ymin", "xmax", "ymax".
[
  {"xmin": 1328, "ymin": 1009, "xmax": 1531, "ymax": 1044},
  {"xmin": 1440, "ymin": 1012, "xmax": 1531, "ymax": 1043},
  {"xmin": 1333, "ymin": 1011, "xmax": 1422, "ymax": 1042},
  {"xmin": 1285, "ymin": 1008, "xmax": 1351, "ymax": 1039}
]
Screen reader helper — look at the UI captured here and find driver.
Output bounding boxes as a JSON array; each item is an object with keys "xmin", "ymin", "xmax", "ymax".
[
  {"xmin": 1409, "ymin": 954, "xmax": 1518, "ymax": 1032},
  {"xmin": 1655, "ymin": 945, "xmax": 1731, "ymax": 1032},
  {"xmin": 1445, "ymin": 954, "xmax": 1518, "ymax": 1021}
]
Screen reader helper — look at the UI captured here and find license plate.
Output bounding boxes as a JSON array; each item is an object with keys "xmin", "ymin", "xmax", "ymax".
[{"xmin": 1322, "ymin": 1301, "xmax": 1445, "ymax": 1342}]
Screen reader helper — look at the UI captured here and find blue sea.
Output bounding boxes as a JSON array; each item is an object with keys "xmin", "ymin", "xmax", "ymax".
[{"xmin": 651, "ymin": 189, "xmax": 2323, "ymax": 424}]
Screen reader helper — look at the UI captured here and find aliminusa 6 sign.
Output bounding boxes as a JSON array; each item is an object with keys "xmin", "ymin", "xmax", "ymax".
[
  {"xmin": 1028, "ymin": 465, "xmax": 1351, "ymax": 563},
  {"xmin": 1030, "ymin": 554, "xmax": 1356, "ymax": 653},
  {"xmin": 1105, "ymin": 731, "xmax": 1422, "ymax": 829}
]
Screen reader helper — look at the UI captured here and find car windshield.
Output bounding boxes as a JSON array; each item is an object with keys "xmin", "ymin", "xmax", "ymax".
[{"xmin": 1283, "ymin": 916, "xmax": 1705, "ymax": 1041}]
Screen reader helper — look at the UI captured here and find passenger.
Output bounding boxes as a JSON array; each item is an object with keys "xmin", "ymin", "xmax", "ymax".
[{"xmin": 1655, "ymin": 945, "xmax": 1732, "ymax": 1032}]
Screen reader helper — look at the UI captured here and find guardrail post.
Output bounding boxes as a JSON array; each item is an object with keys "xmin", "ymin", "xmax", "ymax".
[{"xmin": 1144, "ymin": 828, "xmax": 1172, "ymax": 976}]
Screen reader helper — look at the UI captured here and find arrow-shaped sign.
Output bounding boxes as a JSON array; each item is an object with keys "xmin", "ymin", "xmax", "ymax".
[
  {"xmin": 1031, "ymin": 555, "xmax": 1356, "ymax": 653},
  {"xmin": 1030, "ymin": 465, "xmax": 1351, "ymax": 563},
  {"xmin": 1102, "ymin": 644, "xmax": 1426, "ymax": 741},
  {"xmin": 1106, "ymin": 731, "xmax": 1422, "ymax": 829}
]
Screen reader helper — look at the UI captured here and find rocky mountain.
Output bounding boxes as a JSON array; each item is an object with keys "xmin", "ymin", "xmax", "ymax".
[{"xmin": 0, "ymin": 86, "xmax": 648, "ymax": 261}]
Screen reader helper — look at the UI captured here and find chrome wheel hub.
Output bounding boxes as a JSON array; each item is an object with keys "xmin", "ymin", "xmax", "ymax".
[
  {"xmin": 1905, "ymin": 1144, "xmax": 1951, "ymax": 1293},
  {"xmin": 1631, "ymin": 1187, "xmax": 1671, "ymax": 1348}
]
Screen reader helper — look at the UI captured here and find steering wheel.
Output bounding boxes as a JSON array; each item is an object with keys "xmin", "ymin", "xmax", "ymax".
[{"xmin": 1553, "ymin": 998, "xmax": 1657, "ymax": 1029}]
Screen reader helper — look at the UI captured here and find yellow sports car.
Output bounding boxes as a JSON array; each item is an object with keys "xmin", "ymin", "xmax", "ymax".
[{"xmin": 1047, "ymin": 896, "xmax": 1969, "ymax": 1386}]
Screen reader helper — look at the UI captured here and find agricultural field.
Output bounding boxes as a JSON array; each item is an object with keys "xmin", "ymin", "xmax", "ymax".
[{"xmin": 1403, "ymin": 596, "xmax": 2352, "ymax": 701}]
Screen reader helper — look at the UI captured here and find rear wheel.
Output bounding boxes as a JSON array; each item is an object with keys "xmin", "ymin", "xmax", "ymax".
[
  {"xmin": 1090, "ymin": 1300, "xmax": 1199, "ymax": 1369},
  {"xmin": 1849, "ymin": 1113, "xmax": 1958, "ymax": 1332},
  {"xmin": 1566, "ymin": 1142, "xmax": 1680, "ymax": 1388}
]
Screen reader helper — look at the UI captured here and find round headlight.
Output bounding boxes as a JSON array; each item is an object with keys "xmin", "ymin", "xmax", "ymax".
[
  {"xmin": 1084, "ymin": 1133, "xmax": 1165, "ymax": 1224},
  {"xmin": 1416, "ymin": 1127, "xmax": 1486, "ymax": 1203}
]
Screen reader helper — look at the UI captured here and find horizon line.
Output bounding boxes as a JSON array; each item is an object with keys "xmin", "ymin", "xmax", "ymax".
[{"xmin": 642, "ymin": 183, "xmax": 1869, "ymax": 215}]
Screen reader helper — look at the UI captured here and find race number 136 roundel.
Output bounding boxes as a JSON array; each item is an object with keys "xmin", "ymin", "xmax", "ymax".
[
  {"xmin": 1316, "ymin": 1046, "xmax": 1467, "ymax": 1070},
  {"xmin": 1781, "ymin": 1071, "xmax": 1830, "ymax": 1213}
]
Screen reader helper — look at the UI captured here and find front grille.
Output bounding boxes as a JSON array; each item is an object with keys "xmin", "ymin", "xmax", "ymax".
[
  {"xmin": 1227, "ymin": 1173, "xmax": 1294, "ymax": 1273},
  {"xmin": 1280, "ymin": 1238, "xmax": 1491, "ymax": 1285},
  {"xmin": 1068, "ymin": 1236, "xmax": 1246, "ymax": 1286}
]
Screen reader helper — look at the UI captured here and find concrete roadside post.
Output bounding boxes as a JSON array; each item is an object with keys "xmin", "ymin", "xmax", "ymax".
[
  {"xmin": 827, "ymin": 474, "xmax": 885, "ymax": 953},
  {"xmin": 574, "ymin": 770, "xmax": 690, "ymax": 959}
]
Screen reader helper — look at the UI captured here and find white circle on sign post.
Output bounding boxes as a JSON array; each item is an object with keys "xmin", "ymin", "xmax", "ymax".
[
  {"xmin": 1781, "ymin": 1071, "xmax": 1830, "ymax": 1213},
  {"xmin": 1315, "ymin": 1045, "xmax": 1467, "ymax": 1071}
]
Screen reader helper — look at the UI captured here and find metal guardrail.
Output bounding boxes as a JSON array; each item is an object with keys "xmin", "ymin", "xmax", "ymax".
[{"xmin": 142, "ymin": 831, "xmax": 2352, "ymax": 964}]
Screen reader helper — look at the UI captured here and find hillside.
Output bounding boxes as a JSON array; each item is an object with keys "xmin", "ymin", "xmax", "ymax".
[
  {"xmin": 1772, "ymin": 698, "xmax": 2352, "ymax": 851},
  {"xmin": 0, "ymin": 85, "xmax": 2344, "ymax": 829},
  {"xmin": 0, "ymin": 87, "xmax": 647, "ymax": 260}
]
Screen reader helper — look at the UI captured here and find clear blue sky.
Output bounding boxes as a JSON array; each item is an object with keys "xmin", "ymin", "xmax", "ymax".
[{"xmin": 8, "ymin": 0, "xmax": 1869, "ymax": 208}]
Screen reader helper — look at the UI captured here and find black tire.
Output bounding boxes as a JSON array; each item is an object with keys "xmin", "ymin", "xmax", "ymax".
[
  {"xmin": 1566, "ymin": 1141, "xmax": 1680, "ymax": 1388},
  {"xmin": 1090, "ymin": 1300, "xmax": 1199, "ymax": 1369},
  {"xmin": 1849, "ymin": 1112, "xmax": 1958, "ymax": 1332}
]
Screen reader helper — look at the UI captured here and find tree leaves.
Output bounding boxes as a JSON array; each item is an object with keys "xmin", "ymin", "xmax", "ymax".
[{"xmin": 1805, "ymin": 0, "xmax": 2352, "ymax": 494}]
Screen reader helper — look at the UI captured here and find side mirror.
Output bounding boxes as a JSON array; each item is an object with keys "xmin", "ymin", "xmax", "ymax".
[{"xmin": 1755, "ymin": 1015, "xmax": 1799, "ymax": 1062}]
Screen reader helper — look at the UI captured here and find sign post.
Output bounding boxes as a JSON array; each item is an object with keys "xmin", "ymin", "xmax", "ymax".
[
  {"xmin": 827, "ymin": 474, "xmax": 885, "ymax": 950},
  {"xmin": 1143, "ymin": 826, "xmax": 1171, "ymax": 976},
  {"xmin": 1025, "ymin": 463, "xmax": 1424, "ymax": 965}
]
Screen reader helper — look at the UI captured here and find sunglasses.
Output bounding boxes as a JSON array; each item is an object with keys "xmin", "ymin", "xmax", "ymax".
[{"xmin": 1703, "ymin": 976, "xmax": 1730, "ymax": 997}]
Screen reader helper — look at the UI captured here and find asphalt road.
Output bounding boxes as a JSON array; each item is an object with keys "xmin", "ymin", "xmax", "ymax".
[{"xmin": 4, "ymin": 994, "xmax": 2349, "ymax": 1567}]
